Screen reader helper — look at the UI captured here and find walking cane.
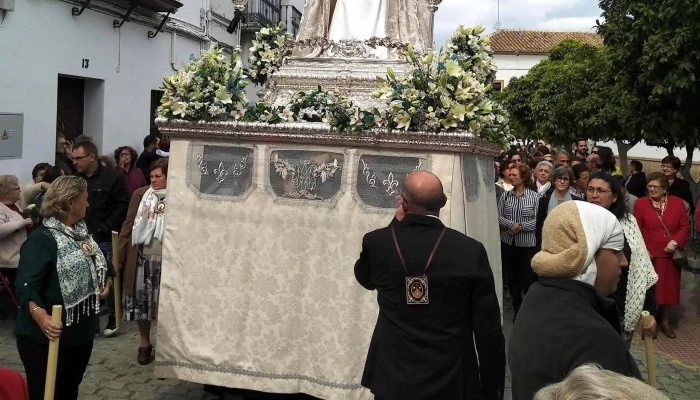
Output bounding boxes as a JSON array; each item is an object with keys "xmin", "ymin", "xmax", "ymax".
[
  {"xmin": 641, "ymin": 311, "xmax": 657, "ymax": 388},
  {"xmin": 44, "ymin": 305, "xmax": 62, "ymax": 400},
  {"xmin": 111, "ymin": 231, "xmax": 122, "ymax": 328}
]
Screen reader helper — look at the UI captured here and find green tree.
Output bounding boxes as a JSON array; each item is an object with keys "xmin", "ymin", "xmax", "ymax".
[
  {"xmin": 499, "ymin": 40, "xmax": 639, "ymax": 172},
  {"xmin": 598, "ymin": 0, "xmax": 700, "ymax": 193}
]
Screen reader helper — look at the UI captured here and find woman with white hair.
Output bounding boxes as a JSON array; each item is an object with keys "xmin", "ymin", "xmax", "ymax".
[
  {"xmin": 508, "ymin": 201, "xmax": 641, "ymax": 400},
  {"xmin": 531, "ymin": 161, "xmax": 553, "ymax": 196},
  {"xmin": 0, "ymin": 175, "xmax": 33, "ymax": 292},
  {"xmin": 535, "ymin": 364, "xmax": 668, "ymax": 400}
]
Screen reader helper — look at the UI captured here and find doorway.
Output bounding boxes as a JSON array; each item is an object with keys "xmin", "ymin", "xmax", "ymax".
[{"xmin": 56, "ymin": 76, "xmax": 85, "ymax": 141}]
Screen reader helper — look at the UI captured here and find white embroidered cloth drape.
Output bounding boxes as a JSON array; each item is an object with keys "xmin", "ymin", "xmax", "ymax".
[{"xmin": 155, "ymin": 140, "xmax": 503, "ymax": 400}]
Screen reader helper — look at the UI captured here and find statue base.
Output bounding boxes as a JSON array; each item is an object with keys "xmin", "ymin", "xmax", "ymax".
[{"xmin": 260, "ymin": 57, "xmax": 408, "ymax": 110}]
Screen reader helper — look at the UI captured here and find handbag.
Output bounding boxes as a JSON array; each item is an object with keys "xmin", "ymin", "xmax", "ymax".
[{"xmin": 655, "ymin": 210, "xmax": 688, "ymax": 268}]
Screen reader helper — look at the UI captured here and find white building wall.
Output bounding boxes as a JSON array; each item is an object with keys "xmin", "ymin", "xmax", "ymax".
[
  {"xmin": 493, "ymin": 54, "xmax": 546, "ymax": 86},
  {"xmin": 493, "ymin": 53, "xmax": 687, "ymax": 159},
  {"xmin": 0, "ymin": 0, "xmax": 204, "ymax": 182}
]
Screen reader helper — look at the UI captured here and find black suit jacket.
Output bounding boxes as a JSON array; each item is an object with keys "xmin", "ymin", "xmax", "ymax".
[
  {"xmin": 354, "ymin": 214, "xmax": 505, "ymax": 400},
  {"xmin": 669, "ymin": 177, "xmax": 695, "ymax": 215},
  {"xmin": 625, "ymin": 172, "xmax": 646, "ymax": 198}
]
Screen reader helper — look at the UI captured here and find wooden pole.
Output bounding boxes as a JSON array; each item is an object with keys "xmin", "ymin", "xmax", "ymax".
[
  {"xmin": 641, "ymin": 311, "xmax": 657, "ymax": 388},
  {"xmin": 112, "ymin": 231, "xmax": 122, "ymax": 328},
  {"xmin": 44, "ymin": 305, "xmax": 62, "ymax": 400}
]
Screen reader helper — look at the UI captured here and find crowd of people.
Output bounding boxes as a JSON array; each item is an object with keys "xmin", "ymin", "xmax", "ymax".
[
  {"xmin": 0, "ymin": 132, "xmax": 170, "ymax": 399},
  {"xmin": 0, "ymin": 135, "xmax": 688, "ymax": 400},
  {"xmin": 496, "ymin": 139, "xmax": 694, "ymax": 340}
]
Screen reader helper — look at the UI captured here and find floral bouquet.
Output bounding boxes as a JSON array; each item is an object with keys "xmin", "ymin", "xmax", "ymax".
[
  {"xmin": 157, "ymin": 44, "xmax": 248, "ymax": 122},
  {"xmin": 245, "ymin": 22, "xmax": 294, "ymax": 86},
  {"xmin": 371, "ymin": 25, "xmax": 510, "ymax": 146}
]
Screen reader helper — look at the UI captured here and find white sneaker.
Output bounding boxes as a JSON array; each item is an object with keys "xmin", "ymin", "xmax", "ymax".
[{"xmin": 103, "ymin": 315, "xmax": 119, "ymax": 337}]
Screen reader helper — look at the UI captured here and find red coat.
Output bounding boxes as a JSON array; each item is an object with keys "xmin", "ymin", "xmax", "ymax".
[
  {"xmin": 0, "ymin": 368, "xmax": 28, "ymax": 400},
  {"xmin": 634, "ymin": 195, "xmax": 690, "ymax": 259}
]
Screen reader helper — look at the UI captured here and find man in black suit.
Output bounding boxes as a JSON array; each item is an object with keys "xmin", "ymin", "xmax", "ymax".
[
  {"xmin": 625, "ymin": 160, "xmax": 647, "ymax": 198},
  {"xmin": 354, "ymin": 171, "xmax": 506, "ymax": 400}
]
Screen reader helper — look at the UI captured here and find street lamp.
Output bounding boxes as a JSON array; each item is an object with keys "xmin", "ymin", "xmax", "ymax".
[
  {"xmin": 230, "ymin": 0, "xmax": 248, "ymax": 52},
  {"xmin": 426, "ymin": 0, "xmax": 442, "ymax": 50}
]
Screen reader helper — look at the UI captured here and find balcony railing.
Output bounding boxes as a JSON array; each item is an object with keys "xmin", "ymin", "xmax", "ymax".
[
  {"xmin": 242, "ymin": 0, "xmax": 301, "ymax": 37},
  {"xmin": 243, "ymin": 0, "xmax": 281, "ymax": 31}
]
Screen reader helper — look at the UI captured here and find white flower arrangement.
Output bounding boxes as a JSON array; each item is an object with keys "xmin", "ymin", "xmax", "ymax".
[
  {"xmin": 157, "ymin": 44, "xmax": 248, "ymax": 122},
  {"xmin": 157, "ymin": 25, "xmax": 510, "ymax": 147},
  {"xmin": 245, "ymin": 22, "xmax": 294, "ymax": 86}
]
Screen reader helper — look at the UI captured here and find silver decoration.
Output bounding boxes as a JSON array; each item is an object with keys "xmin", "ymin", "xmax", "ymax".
[
  {"xmin": 382, "ymin": 172, "xmax": 399, "ymax": 196},
  {"xmin": 231, "ymin": 156, "xmax": 247, "ymax": 177},
  {"xmin": 414, "ymin": 162, "xmax": 423, "ymax": 171},
  {"xmin": 196, "ymin": 152, "xmax": 209, "ymax": 175},
  {"xmin": 271, "ymin": 154, "xmax": 341, "ymax": 200},
  {"xmin": 157, "ymin": 120, "xmax": 503, "ymax": 156},
  {"xmin": 326, "ymin": 40, "xmax": 374, "ymax": 59},
  {"xmin": 361, "ymin": 159, "xmax": 378, "ymax": 189},
  {"xmin": 214, "ymin": 162, "xmax": 228, "ymax": 184},
  {"xmin": 259, "ymin": 57, "xmax": 410, "ymax": 110}
]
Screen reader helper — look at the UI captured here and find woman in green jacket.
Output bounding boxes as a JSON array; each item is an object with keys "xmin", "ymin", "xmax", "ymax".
[{"xmin": 15, "ymin": 176, "xmax": 111, "ymax": 400}]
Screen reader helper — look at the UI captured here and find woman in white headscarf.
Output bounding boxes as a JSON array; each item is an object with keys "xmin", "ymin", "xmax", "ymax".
[
  {"xmin": 507, "ymin": 201, "xmax": 642, "ymax": 400},
  {"xmin": 118, "ymin": 158, "xmax": 168, "ymax": 365}
]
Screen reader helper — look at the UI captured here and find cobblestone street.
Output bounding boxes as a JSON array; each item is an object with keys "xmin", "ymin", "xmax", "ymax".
[{"xmin": 2, "ymin": 269, "xmax": 700, "ymax": 399}]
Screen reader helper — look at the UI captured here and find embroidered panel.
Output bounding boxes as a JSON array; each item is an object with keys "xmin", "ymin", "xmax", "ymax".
[
  {"xmin": 188, "ymin": 144, "xmax": 254, "ymax": 199},
  {"xmin": 463, "ymin": 154, "xmax": 480, "ymax": 202},
  {"xmin": 478, "ymin": 156, "xmax": 495, "ymax": 193},
  {"xmin": 355, "ymin": 154, "xmax": 426, "ymax": 210},
  {"xmin": 268, "ymin": 150, "xmax": 344, "ymax": 202}
]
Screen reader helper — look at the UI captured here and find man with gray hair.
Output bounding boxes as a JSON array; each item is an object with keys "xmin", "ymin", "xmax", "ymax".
[{"xmin": 355, "ymin": 170, "xmax": 506, "ymax": 400}]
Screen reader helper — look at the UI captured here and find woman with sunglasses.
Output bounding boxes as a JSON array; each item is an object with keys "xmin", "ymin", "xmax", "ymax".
[{"xmin": 587, "ymin": 172, "xmax": 658, "ymax": 346}]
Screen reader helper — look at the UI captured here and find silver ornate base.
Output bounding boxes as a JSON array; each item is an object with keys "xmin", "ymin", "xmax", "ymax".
[{"xmin": 260, "ymin": 57, "xmax": 408, "ymax": 110}]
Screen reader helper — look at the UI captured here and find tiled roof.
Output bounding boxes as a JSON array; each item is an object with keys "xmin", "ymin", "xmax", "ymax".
[{"xmin": 488, "ymin": 29, "xmax": 603, "ymax": 54}]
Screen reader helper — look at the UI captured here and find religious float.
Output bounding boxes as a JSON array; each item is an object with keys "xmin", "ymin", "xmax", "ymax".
[{"xmin": 152, "ymin": 1, "xmax": 509, "ymax": 398}]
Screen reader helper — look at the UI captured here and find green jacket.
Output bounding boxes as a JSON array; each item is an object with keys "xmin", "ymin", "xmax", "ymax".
[{"xmin": 14, "ymin": 226, "xmax": 97, "ymax": 346}]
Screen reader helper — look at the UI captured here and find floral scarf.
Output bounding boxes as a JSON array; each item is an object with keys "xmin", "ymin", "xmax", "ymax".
[
  {"xmin": 650, "ymin": 195, "xmax": 667, "ymax": 216},
  {"xmin": 43, "ymin": 217, "xmax": 107, "ymax": 326},
  {"xmin": 132, "ymin": 187, "xmax": 167, "ymax": 246}
]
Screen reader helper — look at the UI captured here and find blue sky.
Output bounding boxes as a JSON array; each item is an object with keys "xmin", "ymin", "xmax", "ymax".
[{"xmin": 434, "ymin": 0, "xmax": 602, "ymax": 46}]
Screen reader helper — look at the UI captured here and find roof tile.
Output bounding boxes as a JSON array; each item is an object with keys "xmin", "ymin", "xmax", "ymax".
[{"xmin": 487, "ymin": 29, "xmax": 603, "ymax": 54}]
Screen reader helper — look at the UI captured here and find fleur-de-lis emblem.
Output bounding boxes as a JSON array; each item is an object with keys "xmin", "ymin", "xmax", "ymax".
[
  {"xmin": 196, "ymin": 152, "xmax": 208, "ymax": 175},
  {"xmin": 214, "ymin": 162, "xmax": 228, "ymax": 184},
  {"xmin": 383, "ymin": 172, "xmax": 398, "ymax": 196}
]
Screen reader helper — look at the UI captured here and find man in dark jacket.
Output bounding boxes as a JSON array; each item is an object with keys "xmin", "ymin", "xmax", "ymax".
[
  {"xmin": 625, "ymin": 160, "xmax": 646, "ymax": 198},
  {"xmin": 55, "ymin": 132, "xmax": 76, "ymax": 176},
  {"xmin": 135, "ymin": 135, "xmax": 160, "ymax": 184},
  {"xmin": 509, "ymin": 201, "xmax": 641, "ymax": 400},
  {"xmin": 73, "ymin": 140, "xmax": 129, "ymax": 336},
  {"xmin": 355, "ymin": 171, "xmax": 506, "ymax": 400}
]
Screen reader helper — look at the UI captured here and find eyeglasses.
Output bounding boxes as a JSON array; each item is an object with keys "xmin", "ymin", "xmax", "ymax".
[
  {"xmin": 73, "ymin": 154, "xmax": 94, "ymax": 161},
  {"xmin": 660, "ymin": 164, "xmax": 674, "ymax": 170},
  {"xmin": 586, "ymin": 187, "xmax": 611, "ymax": 195},
  {"xmin": 555, "ymin": 177, "xmax": 570, "ymax": 182},
  {"xmin": 591, "ymin": 151, "xmax": 598, "ymax": 154}
]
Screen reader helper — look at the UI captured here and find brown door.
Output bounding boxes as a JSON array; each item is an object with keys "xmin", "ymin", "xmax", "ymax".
[{"xmin": 56, "ymin": 76, "xmax": 85, "ymax": 142}]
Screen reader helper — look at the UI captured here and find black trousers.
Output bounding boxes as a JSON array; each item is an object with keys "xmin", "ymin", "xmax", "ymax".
[
  {"xmin": 16, "ymin": 335, "xmax": 93, "ymax": 400},
  {"xmin": 501, "ymin": 243, "xmax": 538, "ymax": 316}
]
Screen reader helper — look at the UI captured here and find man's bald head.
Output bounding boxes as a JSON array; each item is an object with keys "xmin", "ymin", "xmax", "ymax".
[{"xmin": 401, "ymin": 171, "xmax": 446, "ymax": 215}]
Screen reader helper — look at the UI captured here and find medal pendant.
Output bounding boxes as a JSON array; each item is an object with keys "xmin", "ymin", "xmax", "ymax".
[
  {"xmin": 78, "ymin": 241, "xmax": 96, "ymax": 257},
  {"xmin": 406, "ymin": 276, "xmax": 429, "ymax": 305},
  {"xmin": 155, "ymin": 200, "xmax": 166, "ymax": 213}
]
